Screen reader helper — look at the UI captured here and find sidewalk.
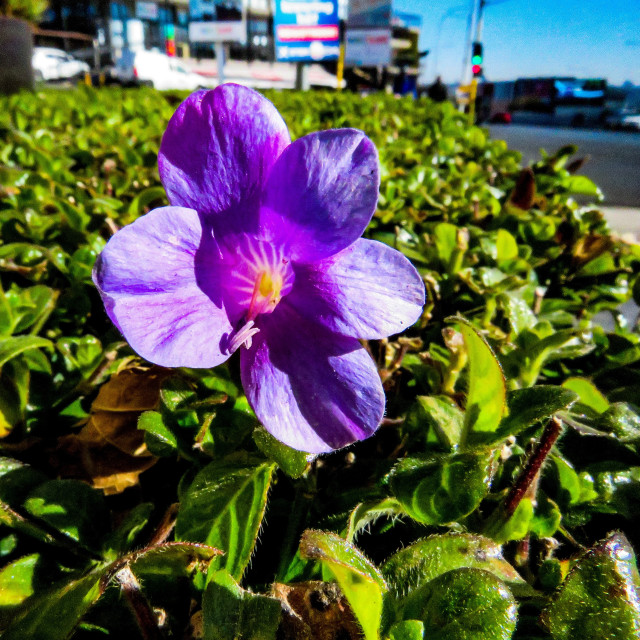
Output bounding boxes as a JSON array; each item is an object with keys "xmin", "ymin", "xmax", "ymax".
[
  {"xmin": 601, "ymin": 206, "xmax": 640, "ymax": 242},
  {"xmin": 184, "ymin": 57, "xmax": 340, "ymax": 90}
]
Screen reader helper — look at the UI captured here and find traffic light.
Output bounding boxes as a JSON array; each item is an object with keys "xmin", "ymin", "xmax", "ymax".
[
  {"xmin": 471, "ymin": 41, "xmax": 483, "ymax": 77},
  {"xmin": 165, "ymin": 23, "xmax": 176, "ymax": 57}
]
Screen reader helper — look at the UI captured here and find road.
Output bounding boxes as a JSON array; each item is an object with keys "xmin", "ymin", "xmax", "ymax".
[{"xmin": 488, "ymin": 124, "xmax": 640, "ymax": 208}]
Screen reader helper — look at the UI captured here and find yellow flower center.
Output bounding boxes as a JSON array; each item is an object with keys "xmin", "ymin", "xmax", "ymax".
[{"xmin": 247, "ymin": 269, "xmax": 285, "ymax": 320}]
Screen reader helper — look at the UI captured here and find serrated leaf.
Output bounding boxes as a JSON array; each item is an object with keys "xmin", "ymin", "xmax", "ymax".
[
  {"xmin": 381, "ymin": 533, "xmax": 528, "ymax": 598},
  {"xmin": 346, "ymin": 498, "xmax": 404, "ymax": 543},
  {"xmin": 300, "ymin": 529, "xmax": 387, "ymax": 640},
  {"xmin": 485, "ymin": 386, "xmax": 577, "ymax": 445},
  {"xmin": 389, "ymin": 452, "xmax": 495, "ymax": 525},
  {"xmin": 545, "ymin": 532, "xmax": 640, "ymax": 639},
  {"xmin": 175, "ymin": 460, "xmax": 274, "ymax": 580},
  {"xmin": 202, "ymin": 568, "xmax": 281, "ymax": 640}
]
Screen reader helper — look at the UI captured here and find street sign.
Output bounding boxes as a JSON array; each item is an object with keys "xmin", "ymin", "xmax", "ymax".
[
  {"xmin": 188, "ymin": 20, "xmax": 246, "ymax": 42},
  {"xmin": 274, "ymin": 0, "xmax": 340, "ymax": 62},
  {"xmin": 345, "ymin": 28, "xmax": 391, "ymax": 66},
  {"xmin": 188, "ymin": 0, "xmax": 245, "ymax": 43}
]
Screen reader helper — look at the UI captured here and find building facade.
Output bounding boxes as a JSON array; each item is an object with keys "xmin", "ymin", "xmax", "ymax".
[{"xmin": 37, "ymin": 0, "xmax": 273, "ymax": 63}]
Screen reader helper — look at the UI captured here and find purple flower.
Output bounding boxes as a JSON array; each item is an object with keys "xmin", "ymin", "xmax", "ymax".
[{"xmin": 93, "ymin": 84, "xmax": 425, "ymax": 453}]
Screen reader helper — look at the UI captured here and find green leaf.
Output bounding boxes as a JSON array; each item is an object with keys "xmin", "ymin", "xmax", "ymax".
[
  {"xmin": 545, "ymin": 532, "xmax": 640, "ymax": 639},
  {"xmin": 127, "ymin": 186, "xmax": 167, "ymax": 219},
  {"xmin": 562, "ymin": 175, "xmax": 602, "ymax": 198},
  {"xmin": 23, "ymin": 479, "xmax": 109, "ymax": 551},
  {"xmin": 252, "ymin": 427, "xmax": 311, "ymax": 478},
  {"xmin": 433, "ymin": 222, "xmax": 459, "ymax": 269},
  {"xmin": 387, "ymin": 620, "xmax": 424, "ymax": 640},
  {"xmin": 401, "ymin": 568, "xmax": 517, "ymax": 640},
  {"xmin": 0, "ymin": 336, "xmax": 53, "ymax": 369},
  {"xmin": 202, "ymin": 568, "xmax": 282, "ymax": 640},
  {"xmin": 562, "ymin": 377, "xmax": 609, "ymax": 414},
  {"xmin": 598, "ymin": 402, "xmax": 640, "ymax": 442},
  {"xmin": 489, "ymin": 386, "xmax": 577, "ymax": 444},
  {"xmin": 450, "ymin": 318, "xmax": 506, "ymax": 443},
  {"xmin": 413, "ymin": 396, "xmax": 464, "ymax": 449},
  {"xmin": 105, "ymin": 502, "xmax": 154, "ymax": 556},
  {"xmin": 1, "ymin": 566, "xmax": 105, "ymax": 640},
  {"xmin": 138, "ymin": 410, "xmax": 178, "ymax": 457},
  {"xmin": 530, "ymin": 495, "xmax": 562, "ymax": 538},
  {"xmin": 346, "ymin": 498, "xmax": 404, "ymax": 543},
  {"xmin": 175, "ymin": 460, "xmax": 274, "ymax": 580},
  {"xmin": 489, "ymin": 498, "xmax": 534, "ymax": 544},
  {"xmin": 495, "ymin": 229, "xmax": 518, "ymax": 265},
  {"xmin": 0, "ymin": 553, "xmax": 39, "ymax": 606},
  {"xmin": 389, "ymin": 452, "xmax": 495, "ymax": 525},
  {"xmin": 300, "ymin": 529, "xmax": 387, "ymax": 640},
  {"xmin": 381, "ymin": 533, "xmax": 528, "ymax": 598},
  {"xmin": 0, "ymin": 457, "xmax": 47, "ymax": 505}
]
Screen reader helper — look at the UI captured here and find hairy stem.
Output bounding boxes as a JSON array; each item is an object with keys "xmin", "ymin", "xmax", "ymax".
[
  {"xmin": 504, "ymin": 416, "xmax": 562, "ymax": 518},
  {"xmin": 115, "ymin": 566, "xmax": 164, "ymax": 640}
]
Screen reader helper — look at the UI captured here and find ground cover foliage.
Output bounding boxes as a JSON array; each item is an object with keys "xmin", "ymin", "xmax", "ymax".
[{"xmin": 0, "ymin": 86, "xmax": 639, "ymax": 639}]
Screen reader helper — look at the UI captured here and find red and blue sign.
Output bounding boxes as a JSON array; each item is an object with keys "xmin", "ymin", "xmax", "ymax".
[{"xmin": 274, "ymin": 0, "xmax": 340, "ymax": 62}]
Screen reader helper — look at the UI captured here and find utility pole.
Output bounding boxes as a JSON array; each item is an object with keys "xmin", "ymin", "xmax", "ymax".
[
  {"xmin": 475, "ymin": 0, "xmax": 486, "ymax": 45},
  {"xmin": 460, "ymin": 0, "xmax": 478, "ymax": 85}
]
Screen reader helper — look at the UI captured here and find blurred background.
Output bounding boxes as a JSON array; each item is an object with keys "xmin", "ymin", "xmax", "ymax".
[{"xmin": 0, "ymin": 0, "xmax": 639, "ymax": 212}]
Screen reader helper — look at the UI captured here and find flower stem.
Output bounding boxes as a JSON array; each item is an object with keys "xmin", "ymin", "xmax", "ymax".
[
  {"xmin": 504, "ymin": 416, "xmax": 562, "ymax": 518},
  {"xmin": 115, "ymin": 566, "xmax": 164, "ymax": 640}
]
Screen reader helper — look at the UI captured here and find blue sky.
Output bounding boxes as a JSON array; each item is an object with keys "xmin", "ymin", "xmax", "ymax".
[{"xmin": 393, "ymin": 0, "xmax": 640, "ymax": 86}]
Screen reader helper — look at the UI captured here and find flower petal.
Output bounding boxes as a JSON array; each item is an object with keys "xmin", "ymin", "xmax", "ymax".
[
  {"xmin": 158, "ymin": 84, "xmax": 290, "ymax": 231},
  {"xmin": 259, "ymin": 129, "xmax": 379, "ymax": 262},
  {"xmin": 93, "ymin": 206, "xmax": 233, "ymax": 368},
  {"xmin": 287, "ymin": 239, "xmax": 425, "ymax": 339},
  {"xmin": 240, "ymin": 305, "xmax": 385, "ymax": 453}
]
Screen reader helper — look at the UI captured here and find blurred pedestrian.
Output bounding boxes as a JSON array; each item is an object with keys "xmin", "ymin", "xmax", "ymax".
[{"xmin": 428, "ymin": 76, "xmax": 448, "ymax": 102}]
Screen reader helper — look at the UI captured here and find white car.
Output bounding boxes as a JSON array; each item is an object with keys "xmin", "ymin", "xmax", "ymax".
[
  {"xmin": 114, "ymin": 49, "xmax": 209, "ymax": 91},
  {"xmin": 32, "ymin": 47, "xmax": 90, "ymax": 82}
]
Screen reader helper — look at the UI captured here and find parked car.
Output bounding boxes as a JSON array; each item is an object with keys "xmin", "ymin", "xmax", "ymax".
[
  {"xmin": 114, "ymin": 49, "xmax": 210, "ymax": 91},
  {"xmin": 605, "ymin": 88, "xmax": 640, "ymax": 131},
  {"xmin": 32, "ymin": 47, "xmax": 90, "ymax": 82}
]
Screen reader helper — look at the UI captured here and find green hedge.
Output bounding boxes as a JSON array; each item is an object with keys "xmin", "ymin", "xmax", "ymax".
[{"xmin": 1, "ymin": 87, "xmax": 639, "ymax": 640}]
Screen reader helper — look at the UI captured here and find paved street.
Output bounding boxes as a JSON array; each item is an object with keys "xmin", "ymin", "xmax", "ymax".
[{"xmin": 488, "ymin": 124, "xmax": 640, "ymax": 208}]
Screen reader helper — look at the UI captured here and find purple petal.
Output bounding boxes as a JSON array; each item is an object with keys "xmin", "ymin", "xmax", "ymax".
[
  {"xmin": 93, "ymin": 206, "xmax": 233, "ymax": 368},
  {"xmin": 259, "ymin": 129, "xmax": 379, "ymax": 263},
  {"xmin": 158, "ymin": 85, "xmax": 290, "ymax": 233},
  {"xmin": 240, "ymin": 305, "xmax": 385, "ymax": 453},
  {"xmin": 287, "ymin": 239, "xmax": 425, "ymax": 339}
]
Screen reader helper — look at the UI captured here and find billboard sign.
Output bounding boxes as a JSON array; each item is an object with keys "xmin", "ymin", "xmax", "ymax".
[
  {"xmin": 274, "ymin": 0, "xmax": 340, "ymax": 62},
  {"xmin": 345, "ymin": 28, "xmax": 391, "ymax": 66},
  {"xmin": 136, "ymin": 1, "xmax": 159, "ymax": 20},
  {"xmin": 188, "ymin": 0, "xmax": 245, "ymax": 42},
  {"xmin": 347, "ymin": 0, "xmax": 391, "ymax": 28}
]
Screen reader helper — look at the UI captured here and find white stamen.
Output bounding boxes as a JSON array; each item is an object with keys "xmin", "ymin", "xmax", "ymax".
[{"xmin": 226, "ymin": 320, "xmax": 260, "ymax": 354}]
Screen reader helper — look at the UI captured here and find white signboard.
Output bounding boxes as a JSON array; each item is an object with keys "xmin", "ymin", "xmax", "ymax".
[
  {"xmin": 345, "ymin": 27, "xmax": 391, "ymax": 66},
  {"xmin": 188, "ymin": 20, "xmax": 246, "ymax": 42},
  {"xmin": 136, "ymin": 1, "xmax": 159, "ymax": 20}
]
